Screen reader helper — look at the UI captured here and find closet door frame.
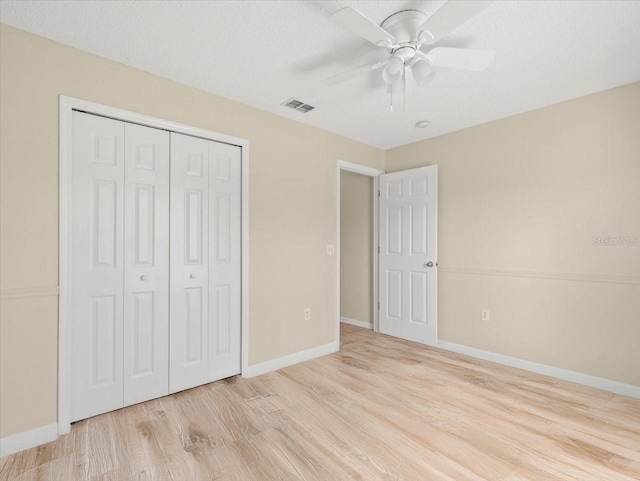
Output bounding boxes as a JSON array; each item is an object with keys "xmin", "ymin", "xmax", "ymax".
[{"xmin": 58, "ymin": 96, "xmax": 250, "ymax": 435}]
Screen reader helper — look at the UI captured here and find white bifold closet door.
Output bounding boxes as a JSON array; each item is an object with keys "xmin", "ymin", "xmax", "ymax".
[
  {"xmin": 169, "ymin": 133, "xmax": 241, "ymax": 393},
  {"xmin": 169, "ymin": 133, "xmax": 210, "ymax": 393},
  {"xmin": 207, "ymin": 140, "xmax": 242, "ymax": 381},
  {"xmin": 71, "ymin": 112, "xmax": 170, "ymax": 421},
  {"xmin": 71, "ymin": 112, "xmax": 241, "ymax": 422},
  {"xmin": 71, "ymin": 112, "xmax": 125, "ymax": 421},
  {"xmin": 123, "ymin": 123, "xmax": 170, "ymax": 406}
]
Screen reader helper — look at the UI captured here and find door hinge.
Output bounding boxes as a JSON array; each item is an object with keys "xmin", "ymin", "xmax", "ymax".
[
  {"xmin": 378, "ymin": 246, "xmax": 380, "ymax": 254},
  {"xmin": 378, "ymin": 190, "xmax": 381, "ymax": 197},
  {"xmin": 378, "ymin": 302, "xmax": 380, "ymax": 310}
]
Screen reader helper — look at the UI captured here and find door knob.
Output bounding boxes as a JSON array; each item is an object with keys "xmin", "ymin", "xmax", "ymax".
[
  {"xmin": 190, "ymin": 273, "xmax": 197, "ymax": 279},
  {"xmin": 424, "ymin": 262, "xmax": 434, "ymax": 268},
  {"xmin": 140, "ymin": 275, "xmax": 148, "ymax": 281}
]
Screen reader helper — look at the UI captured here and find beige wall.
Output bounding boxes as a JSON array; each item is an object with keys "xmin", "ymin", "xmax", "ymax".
[
  {"xmin": 386, "ymin": 82, "xmax": 640, "ymax": 386},
  {"xmin": 0, "ymin": 25, "xmax": 385, "ymax": 438},
  {"xmin": 340, "ymin": 171, "xmax": 373, "ymax": 325}
]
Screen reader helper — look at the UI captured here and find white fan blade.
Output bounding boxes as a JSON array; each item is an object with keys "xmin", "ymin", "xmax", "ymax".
[
  {"xmin": 417, "ymin": 1, "xmax": 493, "ymax": 44},
  {"xmin": 419, "ymin": 47, "xmax": 495, "ymax": 71},
  {"xmin": 332, "ymin": 7, "xmax": 396, "ymax": 47},
  {"xmin": 322, "ymin": 60, "xmax": 389, "ymax": 86}
]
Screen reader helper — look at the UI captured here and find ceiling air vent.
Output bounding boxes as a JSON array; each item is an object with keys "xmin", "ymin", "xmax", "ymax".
[{"xmin": 281, "ymin": 98, "xmax": 315, "ymax": 113}]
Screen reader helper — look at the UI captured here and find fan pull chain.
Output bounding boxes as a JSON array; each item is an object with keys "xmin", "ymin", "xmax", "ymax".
[{"xmin": 389, "ymin": 84, "xmax": 393, "ymax": 111}]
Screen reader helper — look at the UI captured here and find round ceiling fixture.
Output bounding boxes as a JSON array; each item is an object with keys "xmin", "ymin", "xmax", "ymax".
[{"xmin": 415, "ymin": 120, "xmax": 431, "ymax": 129}]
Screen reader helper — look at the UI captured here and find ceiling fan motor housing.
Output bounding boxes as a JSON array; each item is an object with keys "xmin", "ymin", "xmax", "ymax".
[
  {"xmin": 381, "ymin": 10, "xmax": 429, "ymax": 45},
  {"xmin": 393, "ymin": 46, "xmax": 417, "ymax": 64}
]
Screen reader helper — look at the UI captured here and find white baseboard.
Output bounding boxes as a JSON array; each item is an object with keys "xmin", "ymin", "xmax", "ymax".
[
  {"xmin": 242, "ymin": 340, "xmax": 339, "ymax": 378},
  {"xmin": 340, "ymin": 317, "xmax": 373, "ymax": 330},
  {"xmin": 438, "ymin": 341, "xmax": 640, "ymax": 400},
  {"xmin": 0, "ymin": 422, "xmax": 58, "ymax": 458}
]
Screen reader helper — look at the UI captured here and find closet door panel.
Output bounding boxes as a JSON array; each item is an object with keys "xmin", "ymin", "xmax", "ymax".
[
  {"xmin": 170, "ymin": 133, "xmax": 210, "ymax": 393},
  {"xmin": 123, "ymin": 123, "xmax": 170, "ymax": 406},
  {"xmin": 71, "ymin": 112, "xmax": 125, "ymax": 422},
  {"xmin": 208, "ymin": 142, "xmax": 242, "ymax": 380}
]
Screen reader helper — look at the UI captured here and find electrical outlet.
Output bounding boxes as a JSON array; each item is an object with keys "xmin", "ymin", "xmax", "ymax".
[
  {"xmin": 481, "ymin": 309, "xmax": 490, "ymax": 322},
  {"xmin": 326, "ymin": 244, "xmax": 335, "ymax": 255},
  {"xmin": 304, "ymin": 308, "xmax": 311, "ymax": 321}
]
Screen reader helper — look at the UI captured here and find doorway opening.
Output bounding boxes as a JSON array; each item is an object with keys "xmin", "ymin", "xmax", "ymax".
[{"xmin": 336, "ymin": 161, "xmax": 384, "ymax": 348}]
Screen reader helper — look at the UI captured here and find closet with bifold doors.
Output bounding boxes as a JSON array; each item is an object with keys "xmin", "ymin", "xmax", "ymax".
[{"xmin": 70, "ymin": 111, "xmax": 241, "ymax": 422}]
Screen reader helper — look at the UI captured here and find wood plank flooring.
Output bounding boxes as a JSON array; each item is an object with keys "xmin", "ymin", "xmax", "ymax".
[{"xmin": 2, "ymin": 323, "xmax": 639, "ymax": 480}]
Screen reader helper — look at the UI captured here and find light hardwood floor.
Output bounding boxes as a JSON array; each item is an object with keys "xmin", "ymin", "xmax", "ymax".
[{"xmin": 2, "ymin": 323, "xmax": 639, "ymax": 480}]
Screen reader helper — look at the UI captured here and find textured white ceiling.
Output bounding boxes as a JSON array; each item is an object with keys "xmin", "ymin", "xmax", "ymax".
[{"xmin": 2, "ymin": 1, "xmax": 639, "ymax": 149}]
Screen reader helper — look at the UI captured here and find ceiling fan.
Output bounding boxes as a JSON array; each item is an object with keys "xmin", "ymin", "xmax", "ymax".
[{"xmin": 323, "ymin": 1, "xmax": 496, "ymax": 107}]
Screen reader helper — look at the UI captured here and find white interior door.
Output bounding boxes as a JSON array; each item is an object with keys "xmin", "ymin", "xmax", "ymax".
[
  {"xmin": 123, "ymin": 123, "xmax": 170, "ymax": 406},
  {"xmin": 71, "ymin": 112, "xmax": 125, "ymax": 421},
  {"xmin": 208, "ymin": 141, "xmax": 242, "ymax": 380},
  {"xmin": 169, "ymin": 132, "xmax": 210, "ymax": 393},
  {"xmin": 378, "ymin": 165, "xmax": 438, "ymax": 345}
]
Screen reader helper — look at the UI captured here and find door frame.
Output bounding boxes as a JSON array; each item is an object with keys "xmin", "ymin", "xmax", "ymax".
[
  {"xmin": 58, "ymin": 96, "xmax": 250, "ymax": 435},
  {"xmin": 336, "ymin": 160, "xmax": 385, "ymax": 346}
]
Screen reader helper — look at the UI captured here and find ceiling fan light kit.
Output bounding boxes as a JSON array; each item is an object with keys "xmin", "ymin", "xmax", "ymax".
[
  {"xmin": 382, "ymin": 56, "xmax": 404, "ymax": 84},
  {"xmin": 324, "ymin": 1, "xmax": 496, "ymax": 108},
  {"xmin": 411, "ymin": 60, "xmax": 436, "ymax": 84}
]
